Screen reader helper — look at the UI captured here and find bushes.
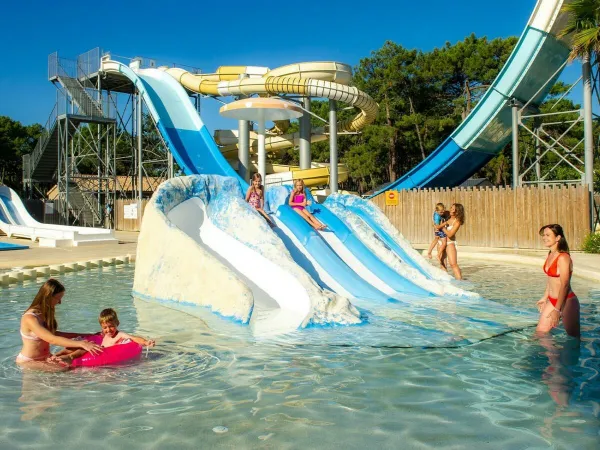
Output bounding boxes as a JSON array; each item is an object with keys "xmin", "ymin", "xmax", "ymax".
[{"xmin": 582, "ymin": 232, "xmax": 600, "ymax": 253}]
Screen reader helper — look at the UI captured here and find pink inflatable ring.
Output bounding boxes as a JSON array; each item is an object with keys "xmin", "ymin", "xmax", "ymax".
[{"xmin": 71, "ymin": 334, "xmax": 143, "ymax": 367}]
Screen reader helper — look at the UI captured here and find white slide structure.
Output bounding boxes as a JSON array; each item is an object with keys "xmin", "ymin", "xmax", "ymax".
[
  {"xmin": 167, "ymin": 197, "xmax": 311, "ymax": 336},
  {"xmin": 0, "ymin": 186, "xmax": 117, "ymax": 247}
]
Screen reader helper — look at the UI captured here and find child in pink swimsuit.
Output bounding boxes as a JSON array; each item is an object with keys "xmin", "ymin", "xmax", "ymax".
[
  {"xmin": 245, "ymin": 173, "xmax": 275, "ymax": 226},
  {"xmin": 288, "ymin": 179, "xmax": 326, "ymax": 230}
]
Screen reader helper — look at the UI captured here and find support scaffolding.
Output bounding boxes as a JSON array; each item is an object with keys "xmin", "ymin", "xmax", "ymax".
[
  {"xmin": 24, "ymin": 48, "xmax": 197, "ymax": 227},
  {"xmin": 512, "ymin": 58, "xmax": 599, "ymax": 230}
]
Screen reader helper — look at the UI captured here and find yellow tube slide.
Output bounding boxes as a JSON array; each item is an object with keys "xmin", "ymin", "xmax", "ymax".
[{"xmin": 162, "ymin": 62, "xmax": 378, "ymax": 154}]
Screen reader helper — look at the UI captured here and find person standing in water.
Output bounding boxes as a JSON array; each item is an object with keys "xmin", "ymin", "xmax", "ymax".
[
  {"xmin": 436, "ymin": 203, "xmax": 465, "ymax": 280},
  {"xmin": 536, "ymin": 224, "xmax": 580, "ymax": 338}
]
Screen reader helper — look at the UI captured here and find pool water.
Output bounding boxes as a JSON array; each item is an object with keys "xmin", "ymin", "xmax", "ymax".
[{"xmin": 0, "ymin": 263, "xmax": 598, "ymax": 449}]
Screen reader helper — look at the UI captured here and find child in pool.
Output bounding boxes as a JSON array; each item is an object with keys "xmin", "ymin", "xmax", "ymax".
[
  {"xmin": 426, "ymin": 202, "xmax": 448, "ymax": 259},
  {"xmin": 288, "ymin": 179, "xmax": 327, "ymax": 230},
  {"xmin": 245, "ymin": 173, "xmax": 275, "ymax": 227},
  {"xmin": 55, "ymin": 308, "xmax": 155, "ymax": 362}
]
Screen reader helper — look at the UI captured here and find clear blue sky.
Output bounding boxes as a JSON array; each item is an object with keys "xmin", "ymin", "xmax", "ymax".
[{"xmin": 0, "ymin": 0, "xmax": 582, "ymax": 133}]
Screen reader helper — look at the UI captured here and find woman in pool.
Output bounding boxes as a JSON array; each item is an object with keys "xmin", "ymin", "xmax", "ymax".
[
  {"xmin": 288, "ymin": 179, "xmax": 327, "ymax": 230},
  {"xmin": 16, "ymin": 279, "xmax": 103, "ymax": 372},
  {"xmin": 536, "ymin": 224, "xmax": 580, "ymax": 338},
  {"xmin": 436, "ymin": 203, "xmax": 465, "ymax": 280}
]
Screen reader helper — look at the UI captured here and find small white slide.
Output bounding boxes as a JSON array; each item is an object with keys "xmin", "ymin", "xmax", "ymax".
[
  {"xmin": 166, "ymin": 197, "xmax": 311, "ymax": 336},
  {"xmin": 0, "ymin": 185, "xmax": 117, "ymax": 247}
]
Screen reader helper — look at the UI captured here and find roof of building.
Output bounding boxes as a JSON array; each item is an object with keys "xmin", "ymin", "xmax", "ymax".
[
  {"xmin": 46, "ymin": 175, "xmax": 166, "ymax": 200},
  {"xmin": 459, "ymin": 177, "xmax": 494, "ymax": 188}
]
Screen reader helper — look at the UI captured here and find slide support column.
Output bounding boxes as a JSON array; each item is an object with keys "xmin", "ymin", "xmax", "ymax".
[
  {"xmin": 300, "ymin": 97, "xmax": 311, "ymax": 169},
  {"xmin": 329, "ymin": 99, "xmax": 338, "ymax": 193},
  {"xmin": 511, "ymin": 101, "xmax": 520, "ymax": 188}
]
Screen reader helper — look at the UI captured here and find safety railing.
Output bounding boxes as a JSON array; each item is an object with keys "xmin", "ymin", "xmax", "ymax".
[
  {"xmin": 77, "ymin": 47, "xmax": 102, "ymax": 79},
  {"xmin": 23, "ymin": 103, "xmax": 58, "ymax": 182}
]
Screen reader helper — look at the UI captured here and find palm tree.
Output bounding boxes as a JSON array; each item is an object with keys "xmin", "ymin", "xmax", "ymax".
[
  {"xmin": 558, "ymin": 0, "xmax": 600, "ymax": 62},
  {"xmin": 558, "ymin": 0, "xmax": 599, "ymax": 198}
]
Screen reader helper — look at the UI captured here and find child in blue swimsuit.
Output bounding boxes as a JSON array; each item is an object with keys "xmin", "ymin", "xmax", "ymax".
[{"xmin": 426, "ymin": 203, "xmax": 447, "ymax": 259}]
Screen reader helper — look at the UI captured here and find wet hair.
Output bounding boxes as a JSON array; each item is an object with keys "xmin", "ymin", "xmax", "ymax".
[
  {"xmin": 251, "ymin": 173, "xmax": 263, "ymax": 193},
  {"xmin": 27, "ymin": 279, "xmax": 65, "ymax": 333},
  {"xmin": 99, "ymin": 308, "xmax": 120, "ymax": 326},
  {"xmin": 539, "ymin": 224, "xmax": 570, "ymax": 253},
  {"xmin": 435, "ymin": 203, "xmax": 445, "ymax": 212},
  {"xmin": 293, "ymin": 179, "xmax": 306, "ymax": 193},
  {"xmin": 452, "ymin": 203, "xmax": 465, "ymax": 225}
]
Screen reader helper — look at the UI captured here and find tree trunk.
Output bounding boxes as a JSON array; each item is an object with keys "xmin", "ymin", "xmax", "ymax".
[
  {"xmin": 463, "ymin": 80, "xmax": 471, "ymax": 120},
  {"xmin": 409, "ymin": 96, "xmax": 426, "ymax": 160},
  {"xmin": 384, "ymin": 92, "xmax": 397, "ymax": 180},
  {"xmin": 495, "ymin": 160, "xmax": 504, "ymax": 185}
]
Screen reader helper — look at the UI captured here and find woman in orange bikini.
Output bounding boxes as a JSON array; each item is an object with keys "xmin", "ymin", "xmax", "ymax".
[
  {"xmin": 16, "ymin": 279, "xmax": 103, "ymax": 372},
  {"xmin": 536, "ymin": 224, "xmax": 580, "ymax": 338}
]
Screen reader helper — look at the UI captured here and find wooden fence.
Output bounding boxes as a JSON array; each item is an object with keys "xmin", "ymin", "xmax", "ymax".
[
  {"xmin": 113, "ymin": 199, "xmax": 150, "ymax": 232},
  {"xmin": 372, "ymin": 185, "xmax": 591, "ymax": 250}
]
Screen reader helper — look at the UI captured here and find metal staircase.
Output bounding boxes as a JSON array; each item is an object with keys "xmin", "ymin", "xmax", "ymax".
[
  {"xmin": 55, "ymin": 74, "xmax": 104, "ymax": 118},
  {"xmin": 23, "ymin": 56, "xmax": 105, "ymax": 186},
  {"xmin": 65, "ymin": 181, "xmax": 101, "ymax": 226},
  {"xmin": 23, "ymin": 51, "xmax": 115, "ymax": 227},
  {"xmin": 23, "ymin": 105, "xmax": 60, "ymax": 185}
]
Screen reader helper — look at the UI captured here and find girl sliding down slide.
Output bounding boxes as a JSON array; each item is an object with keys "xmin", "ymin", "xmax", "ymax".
[{"xmin": 288, "ymin": 179, "xmax": 327, "ymax": 230}]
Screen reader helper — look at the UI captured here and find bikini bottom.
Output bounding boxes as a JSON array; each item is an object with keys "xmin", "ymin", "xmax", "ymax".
[{"xmin": 548, "ymin": 291, "xmax": 576, "ymax": 307}]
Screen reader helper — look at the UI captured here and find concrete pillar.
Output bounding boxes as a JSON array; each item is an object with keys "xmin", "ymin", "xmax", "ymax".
[
  {"xmin": 511, "ymin": 101, "xmax": 520, "ymax": 188},
  {"xmin": 238, "ymin": 119, "xmax": 250, "ymax": 182},
  {"xmin": 299, "ymin": 97, "xmax": 311, "ymax": 169},
  {"xmin": 582, "ymin": 55, "xmax": 595, "ymax": 230},
  {"xmin": 329, "ymin": 100, "xmax": 338, "ymax": 193},
  {"xmin": 257, "ymin": 118, "xmax": 266, "ymax": 183}
]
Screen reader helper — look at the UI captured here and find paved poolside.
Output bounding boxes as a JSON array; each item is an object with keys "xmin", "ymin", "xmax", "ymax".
[
  {"xmin": 0, "ymin": 231, "xmax": 138, "ymax": 270},
  {"xmin": 1, "ymin": 231, "xmax": 599, "ymax": 282}
]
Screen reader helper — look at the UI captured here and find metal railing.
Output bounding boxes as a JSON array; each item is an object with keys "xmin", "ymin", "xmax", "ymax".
[
  {"xmin": 23, "ymin": 103, "xmax": 58, "ymax": 181},
  {"xmin": 50, "ymin": 52, "xmax": 105, "ymax": 118},
  {"xmin": 77, "ymin": 47, "xmax": 102, "ymax": 79}
]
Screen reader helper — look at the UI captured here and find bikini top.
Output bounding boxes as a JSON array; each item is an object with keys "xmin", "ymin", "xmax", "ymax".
[
  {"xmin": 543, "ymin": 252, "xmax": 573, "ymax": 278},
  {"xmin": 20, "ymin": 311, "xmax": 44, "ymax": 341},
  {"xmin": 446, "ymin": 219, "xmax": 457, "ymax": 231}
]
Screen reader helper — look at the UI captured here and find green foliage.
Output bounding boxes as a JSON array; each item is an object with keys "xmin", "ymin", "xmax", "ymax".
[
  {"xmin": 0, "ymin": 116, "xmax": 42, "ymax": 191},
  {"xmin": 346, "ymin": 35, "xmax": 517, "ymax": 192},
  {"xmin": 582, "ymin": 232, "xmax": 600, "ymax": 253},
  {"xmin": 559, "ymin": 0, "xmax": 600, "ymax": 61}
]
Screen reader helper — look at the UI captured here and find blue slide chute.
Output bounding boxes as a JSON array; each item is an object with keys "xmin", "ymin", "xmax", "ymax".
[{"xmin": 368, "ymin": 2, "xmax": 571, "ymax": 195}]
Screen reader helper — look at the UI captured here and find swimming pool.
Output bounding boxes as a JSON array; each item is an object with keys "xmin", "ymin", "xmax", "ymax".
[{"xmin": 0, "ymin": 263, "xmax": 598, "ymax": 448}]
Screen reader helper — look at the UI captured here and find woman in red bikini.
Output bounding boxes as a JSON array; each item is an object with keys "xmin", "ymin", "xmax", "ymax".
[
  {"xmin": 16, "ymin": 279, "xmax": 103, "ymax": 372},
  {"xmin": 536, "ymin": 224, "xmax": 580, "ymax": 338}
]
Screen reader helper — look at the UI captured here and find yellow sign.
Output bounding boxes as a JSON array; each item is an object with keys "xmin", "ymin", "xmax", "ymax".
[{"xmin": 385, "ymin": 190, "xmax": 399, "ymax": 206}]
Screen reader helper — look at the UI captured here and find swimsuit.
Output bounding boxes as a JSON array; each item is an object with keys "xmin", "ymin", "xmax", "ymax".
[
  {"xmin": 16, "ymin": 311, "xmax": 53, "ymax": 364},
  {"xmin": 292, "ymin": 193, "xmax": 306, "ymax": 211},
  {"xmin": 433, "ymin": 212, "xmax": 447, "ymax": 238},
  {"xmin": 543, "ymin": 252, "xmax": 576, "ymax": 307},
  {"xmin": 248, "ymin": 190, "xmax": 261, "ymax": 209},
  {"xmin": 439, "ymin": 219, "xmax": 457, "ymax": 246},
  {"xmin": 20, "ymin": 312, "xmax": 43, "ymax": 341},
  {"xmin": 16, "ymin": 353, "xmax": 47, "ymax": 363}
]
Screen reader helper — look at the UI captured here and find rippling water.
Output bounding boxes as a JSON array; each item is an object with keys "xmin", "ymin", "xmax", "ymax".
[{"xmin": 0, "ymin": 263, "xmax": 598, "ymax": 449}]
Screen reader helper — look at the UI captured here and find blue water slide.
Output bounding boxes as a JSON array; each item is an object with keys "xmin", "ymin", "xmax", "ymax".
[
  {"xmin": 348, "ymin": 205, "xmax": 432, "ymax": 277},
  {"xmin": 274, "ymin": 186, "xmax": 432, "ymax": 296},
  {"xmin": 0, "ymin": 193, "xmax": 23, "ymax": 225},
  {"xmin": 369, "ymin": 0, "xmax": 571, "ymax": 196},
  {"xmin": 274, "ymin": 205, "xmax": 401, "ymax": 301},
  {"xmin": 104, "ymin": 62, "xmax": 417, "ymax": 302}
]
